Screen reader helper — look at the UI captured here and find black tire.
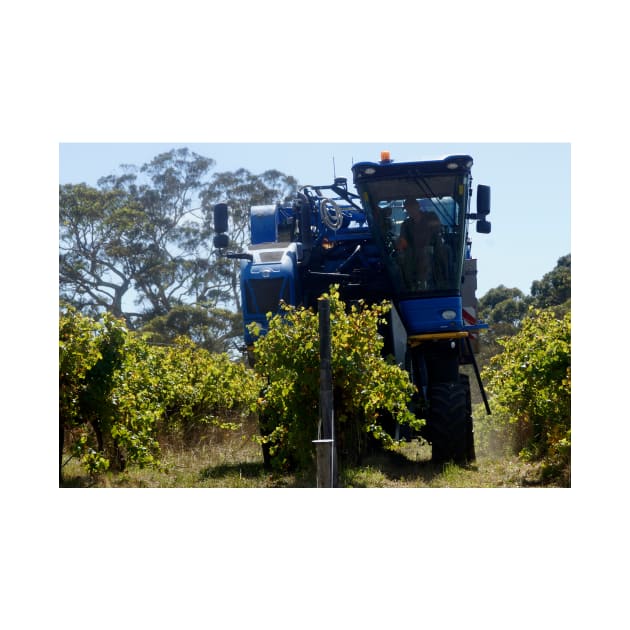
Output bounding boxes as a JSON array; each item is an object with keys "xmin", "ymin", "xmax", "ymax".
[{"xmin": 427, "ymin": 381, "xmax": 469, "ymax": 465}]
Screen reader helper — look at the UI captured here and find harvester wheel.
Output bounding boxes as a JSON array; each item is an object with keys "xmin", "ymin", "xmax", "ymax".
[{"xmin": 427, "ymin": 381, "xmax": 469, "ymax": 465}]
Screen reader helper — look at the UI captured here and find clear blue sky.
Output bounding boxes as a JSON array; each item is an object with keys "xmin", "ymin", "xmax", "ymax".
[{"xmin": 59, "ymin": 142, "xmax": 570, "ymax": 298}]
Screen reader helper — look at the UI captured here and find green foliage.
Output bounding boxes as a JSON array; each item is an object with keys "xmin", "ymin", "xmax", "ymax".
[
  {"xmin": 476, "ymin": 255, "xmax": 571, "ymax": 370},
  {"xmin": 479, "ymin": 285, "xmax": 529, "ymax": 328},
  {"xmin": 59, "ymin": 306, "xmax": 261, "ymax": 478},
  {"xmin": 530, "ymin": 254, "xmax": 571, "ymax": 309},
  {"xmin": 139, "ymin": 304, "xmax": 242, "ymax": 353},
  {"xmin": 158, "ymin": 337, "xmax": 262, "ymax": 444},
  {"xmin": 60, "ymin": 148, "xmax": 300, "ymax": 351},
  {"xmin": 479, "ymin": 285, "xmax": 529, "ymax": 326},
  {"xmin": 59, "ymin": 303, "xmax": 103, "ymax": 428},
  {"xmin": 59, "ymin": 183, "xmax": 138, "ymax": 319},
  {"xmin": 476, "ymin": 285, "xmax": 529, "ymax": 367},
  {"xmin": 482, "ymin": 307, "xmax": 571, "ymax": 469},
  {"xmin": 249, "ymin": 287, "xmax": 419, "ymax": 471},
  {"xmin": 60, "ymin": 305, "xmax": 162, "ymax": 474}
]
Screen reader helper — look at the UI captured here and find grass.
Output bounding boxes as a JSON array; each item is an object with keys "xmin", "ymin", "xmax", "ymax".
[
  {"xmin": 341, "ymin": 440, "xmax": 565, "ymax": 488},
  {"xmin": 60, "ymin": 417, "xmax": 569, "ymax": 488}
]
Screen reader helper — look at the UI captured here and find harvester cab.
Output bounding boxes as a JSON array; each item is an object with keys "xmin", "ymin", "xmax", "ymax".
[{"xmin": 352, "ymin": 152, "xmax": 490, "ymax": 337}]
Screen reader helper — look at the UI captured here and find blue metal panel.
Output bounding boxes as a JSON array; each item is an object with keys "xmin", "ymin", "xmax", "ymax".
[
  {"xmin": 397, "ymin": 296, "xmax": 463, "ymax": 334},
  {"xmin": 250, "ymin": 205, "xmax": 277, "ymax": 244},
  {"xmin": 240, "ymin": 245, "xmax": 299, "ymax": 345}
]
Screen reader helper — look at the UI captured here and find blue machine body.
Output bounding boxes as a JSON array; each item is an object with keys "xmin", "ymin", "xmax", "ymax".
[
  {"xmin": 397, "ymin": 296, "xmax": 464, "ymax": 334},
  {"xmin": 214, "ymin": 151, "xmax": 493, "ymax": 464},
  {"xmin": 227, "ymin": 154, "xmax": 490, "ymax": 348},
  {"xmin": 241, "ymin": 242, "xmax": 301, "ymax": 345}
]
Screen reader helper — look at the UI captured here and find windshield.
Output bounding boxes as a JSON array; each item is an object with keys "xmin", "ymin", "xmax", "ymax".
[{"xmin": 359, "ymin": 174, "xmax": 469, "ymax": 296}]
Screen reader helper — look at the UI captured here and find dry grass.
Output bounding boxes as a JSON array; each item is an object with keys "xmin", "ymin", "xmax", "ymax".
[
  {"xmin": 60, "ymin": 416, "xmax": 568, "ymax": 488},
  {"xmin": 342, "ymin": 440, "xmax": 566, "ymax": 488},
  {"xmin": 61, "ymin": 417, "xmax": 314, "ymax": 488}
]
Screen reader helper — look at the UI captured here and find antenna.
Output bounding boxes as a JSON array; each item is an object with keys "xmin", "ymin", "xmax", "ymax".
[{"xmin": 332, "ymin": 155, "xmax": 336, "ymax": 179}]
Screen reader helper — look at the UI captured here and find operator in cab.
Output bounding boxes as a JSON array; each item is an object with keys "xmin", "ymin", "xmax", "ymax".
[{"xmin": 397, "ymin": 197, "xmax": 446, "ymax": 291}]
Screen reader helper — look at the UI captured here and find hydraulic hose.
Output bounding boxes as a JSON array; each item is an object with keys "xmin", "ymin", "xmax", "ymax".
[{"xmin": 319, "ymin": 197, "xmax": 344, "ymax": 230}]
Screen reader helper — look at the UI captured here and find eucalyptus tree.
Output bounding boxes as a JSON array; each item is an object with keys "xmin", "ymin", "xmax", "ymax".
[
  {"xmin": 59, "ymin": 182, "xmax": 144, "ymax": 320},
  {"xmin": 98, "ymin": 148, "xmax": 218, "ymax": 320},
  {"xmin": 60, "ymin": 148, "xmax": 219, "ymax": 328},
  {"xmin": 530, "ymin": 254, "xmax": 571, "ymax": 311},
  {"xmin": 60, "ymin": 147, "xmax": 299, "ymax": 351},
  {"xmin": 476, "ymin": 285, "xmax": 530, "ymax": 367}
]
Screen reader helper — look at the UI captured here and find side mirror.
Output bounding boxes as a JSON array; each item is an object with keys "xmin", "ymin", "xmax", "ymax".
[
  {"xmin": 213, "ymin": 233, "xmax": 229, "ymax": 249},
  {"xmin": 477, "ymin": 185, "xmax": 491, "ymax": 217},
  {"xmin": 213, "ymin": 203, "xmax": 228, "ymax": 234},
  {"xmin": 476, "ymin": 219, "xmax": 491, "ymax": 234}
]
